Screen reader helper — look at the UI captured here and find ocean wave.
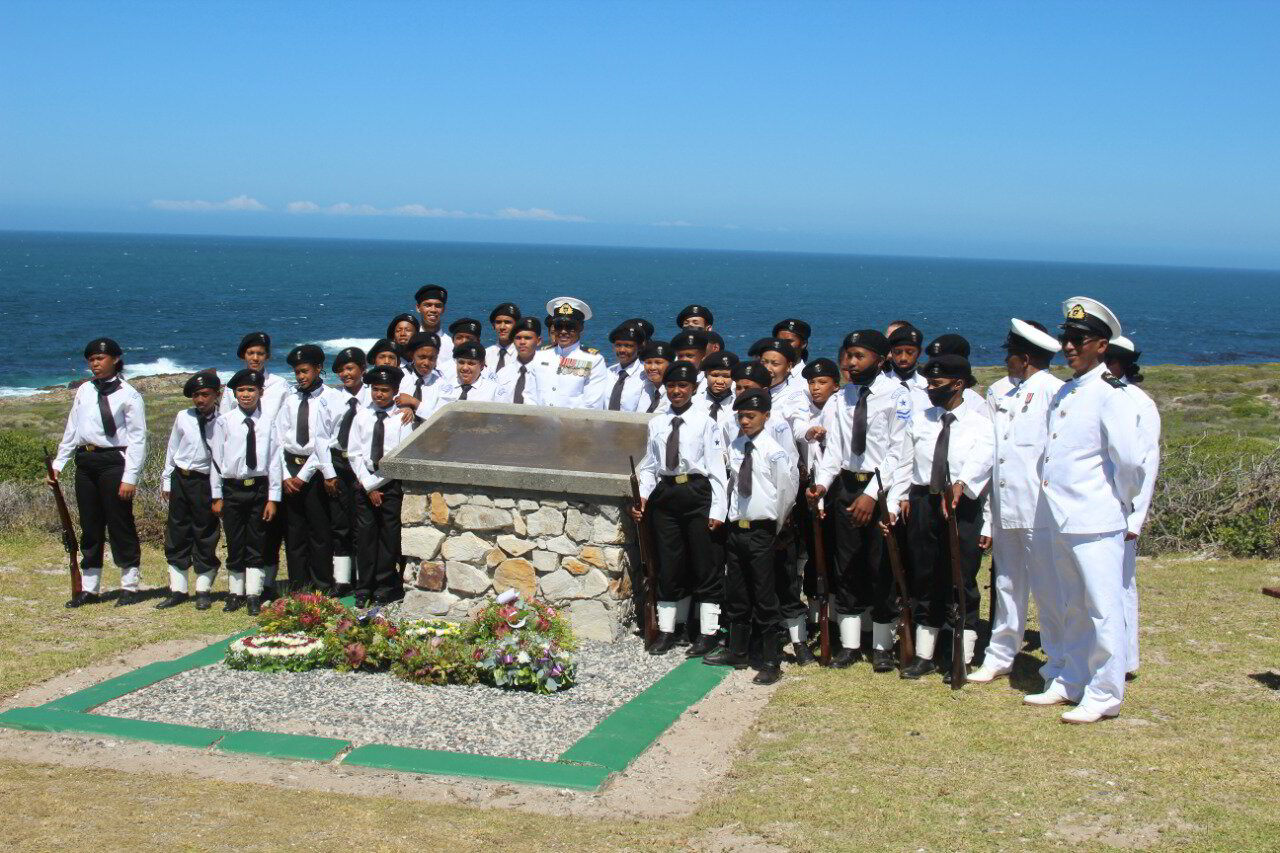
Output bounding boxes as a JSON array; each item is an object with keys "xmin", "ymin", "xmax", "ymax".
[
  {"xmin": 124, "ymin": 357, "xmax": 200, "ymax": 377},
  {"xmin": 0, "ymin": 387, "xmax": 52, "ymax": 398},
  {"xmin": 314, "ymin": 338, "xmax": 379, "ymax": 353}
]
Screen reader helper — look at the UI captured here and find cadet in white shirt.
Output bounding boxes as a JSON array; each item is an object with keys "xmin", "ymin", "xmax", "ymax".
[
  {"xmin": 276, "ymin": 345, "xmax": 339, "ymax": 594},
  {"xmin": 887, "ymin": 355, "xmax": 994, "ymax": 682},
  {"xmin": 703, "ymin": 389, "xmax": 799, "ymax": 684},
  {"xmin": 414, "ymin": 284, "xmax": 453, "ymax": 364},
  {"xmin": 367, "ymin": 338, "xmax": 402, "ymax": 370},
  {"xmin": 886, "ymin": 324, "xmax": 928, "ymax": 394},
  {"xmin": 808, "ymin": 330, "xmax": 910, "ymax": 670},
  {"xmin": 439, "ymin": 317, "xmax": 496, "ymax": 385},
  {"xmin": 51, "ymin": 337, "xmax": 147, "ymax": 608},
  {"xmin": 386, "ymin": 313, "xmax": 420, "ymax": 367},
  {"xmin": 970, "ymin": 320, "xmax": 1066, "ymax": 685},
  {"xmin": 632, "ymin": 361, "xmax": 729, "ymax": 656},
  {"xmin": 925, "ymin": 334, "xmax": 988, "ymax": 409},
  {"xmin": 209, "ymin": 368, "xmax": 283, "ymax": 616},
  {"xmin": 748, "ymin": 337, "xmax": 811, "ymax": 443},
  {"xmin": 327, "ymin": 347, "xmax": 371, "ymax": 597},
  {"xmin": 773, "ymin": 319, "xmax": 812, "ymax": 383},
  {"xmin": 533, "ymin": 297, "xmax": 610, "ymax": 409},
  {"xmin": 724, "ymin": 362, "xmax": 798, "ymax": 465},
  {"xmin": 494, "ymin": 317, "xmax": 545, "ymax": 405},
  {"xmin": 1105, "ymin": 335, "xmax": 1161, "ymax": 678},
  {"xmin": 603, "ymin": 323, "xmax": 647, "ymax": 411},
  {"xmin": 676, "ymin": 304, "xmax": 714, "ymax": 331},
  {"xmin": 156, "ymin": 371, "xmax": 223, "ymax": 611},
  {"xmin": 437, "ymin": 341, "xmax": 499, "ymax": 404},
  {"xmin": 638, "ymin": 341, "xmax": 674, "ymax": 414},
  {"xmin": 349, "ymin": 365, "xmax": 416, "ymax": 606},
  {"xmin": 692, "ymin": 351, "xmax": 738, "ymax": 431},
  {"xmin": 395, "ymin": 331, "xmax": 445, "ymax": 422},
  {"xmin": 671, "ymin": 328, "xmax": 711, "ymax": 387},
  {"xmin": 1026, "ymin": 297, "xmax": 1144, "ymax": 724},
  {"xmin": 486, "ymin": 302, "xmax": 521, "ymax": 374}
]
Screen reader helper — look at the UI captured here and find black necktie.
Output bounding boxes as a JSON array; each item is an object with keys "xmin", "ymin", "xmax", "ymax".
[
  {"xmin": 513, "ymin": 366, "xmax": 527, "ymax": 404},
  {"xmin": 709, "ymin": 392, "xmax": 729, "ymax": 420},
  {"xmin": 647, "ymin": 387, "xmax": 661, "ymax": 414},
  {"xmin": 739, "ymin": 440, "xmax": 754, "ymax": 496},
  {"xmin": 851, "ymin": 384, "xmax": 870, "ymax": 456},
  {"xmin": 459, "ymin": 383, "xmax": 472, "ymax": 401},
  {"xmin": 296, "ymin": 391, "xmax": 310, "ymax": 446},
  {"xmin": 608, "ymin": 370, "xmax": 627, "ymax": 410},
  {"xmin": 372, "ymin": 411, "xmax": 388, "ymax": 465},
  {"xmin": 93, "ymin": 377, "xmax": 121, "ymax": 438},
  {"xmin": 496, "ymin": 347, "xmax": 507, "ymax": 372},
  {"xmin": 665, "ymin": 416, "xmax": 683, "ymax": 470},
  {"xmin": 414, "ymin": 375, "xmax": 424, "ymax": 400},
  {"xmin": 338, "ymin": 397, "xmax": 359, "ymax": 449},
  {"xmin": 930, "ymin": 412, "xmax": 956, "ymax": 493},
  {"xmin": 197, "ymin": 412, "xmax": 219, "ymax": 472},
  {"xmin": 244, "ymin": 415, "xmax": 257, "ymax": 470}
]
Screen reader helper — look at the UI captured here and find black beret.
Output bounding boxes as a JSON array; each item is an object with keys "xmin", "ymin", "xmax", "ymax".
[
  {"xmin": 621, "ymin": 317, "xmax": 656, "ymax": 340},
  {"xmin": 663, "ymin": 360, "xmax": 699, "ymax": 385},
  {"xmin": 183, "ymin": 370, "xmax": 221, "ymax": 397},
  {"xmin": 236, "ymin": 332, "xmax": 270, "ymax": 358},
  {"xmin": 227, "ymin": 368, "xmax": 265, "ymax": 389},
  {"xmin": 926, "ymin": 334, "xmax": 970, "ymax": 359},
  {"xmin": 772, "ymin": 318, "xmax": 812, "ymax": 340},
  {"xmin": 484, "ymin": 303, "xmax": 517, "ymax": 324},
  {"xmin": 747, "ymin": 337, "xmax": 797, "ymax": 363},
  {"xmin": 641, "ymin": 341, "xmax": 675, "ymax": 361},
  {"xmin": 921, "ymin": 355, "xmax": 974, "ymax": 383},
  {"xmin": 453, "ymin": 341, "xmax": 485, "ymax": 362},
  {"xmin": 888, "ymin": 325, "xmax": 924, "ymax": 348},
  {"xmin": 83, "ymin": 337, "xmax": 122, "ymax": 359},
  {"xmin": 364, "ymin": 365, "xmax": 404, "ymax": 388},
  {"xmin": 367, "ymin": 338, "xmax": 399, "ymax": 360},
  {"xmin": 801, "ymin": 358, "xmax": 841, "ymax": 381},
  {"xmin": 731, "ymin": 361, "xmax": 771, "ymax": 386},
  {"xmin": 733, "ymin": 388, "xmax": 772, "ymax": 413},
  {"xmin": 448, "ymin": 317, "xmax": 483, "ymax": 337},
  {"xmin": 332, "ymin": 347, "xmax": 366, "ymax": 371},
  {"xmin": 287, "ymin": 344, "xmax": 325, "ymax": 367},
  {"xmin": 414, "ymin": 284, "xmax": 448, "ymax": 304},
  {"xmin": 386, "ymin": 313, "xmax": 419, "ymax": 340},
  {"xmin": 512, "ymin": 317, "xmax": 542, "ymax": 336},
  {"xmin": 706, "ymin": 330, "xmax": 724, "ymax": 348},
  {"xmin": 670, "ymin": 328, "xmax": 710, "ymax": 351},
  {"xmin": 842, "ymin": 329, "xmax": 890, "ymax": 356},
  {"xmin": 609, "ymin": 323, "xmax": 646, "ymax": 344},
  {"xmin": 677, "ymin": 304, "xmax": 714, "ymax": 326},
  {"xmin": 701, "ymin": 351, "xmax": 740, "ymax": 373},
  {"xmin": 405, "ymin": 331, "xmax": 442, "ymax": 353}
]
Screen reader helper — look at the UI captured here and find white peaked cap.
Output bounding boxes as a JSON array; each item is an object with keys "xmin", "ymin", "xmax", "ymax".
[
  {"xmin": 1110, "ymin": 335, "xmax": 1136, "ymax": 353},
  {"xmin": 545, "ymin": 296, "xmax": 592, "ymax": 321},
  {"xmin": 1061, "ymin": 296, "xmax": 1122, "ymax": 339},
  {"xmin": 1009, "ymin": 318, "xmax": 1061, "ymax": 353}
]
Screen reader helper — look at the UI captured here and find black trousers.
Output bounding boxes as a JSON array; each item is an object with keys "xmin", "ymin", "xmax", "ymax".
[
  {"xmin": 331, "ymin": 454, "xmax": 358, "ymax": 558},
  {"xmin": 74, "ymin": 448, "xmax": 141, "ymax": 568},
  {"xmin": 825, "ymin": 471, "xmax": 893, "ymax": 620},
  {"xmin": 283, "ymin": 458, "xmax": 333, "ymax": 591},
  {"xmin": 906, "ymin": 488, "xmax": 982, "ymax": 630},
  {"xmin": 164, "ymin": 469, "xmax": 220, "ymax": 572},
  {"xmin": 775, "ymin": 503, "xmax": 806, "ymax": 621},
  {"xmin": 222, "ymin": 477, "xmax": 268, "ymax": 572},
  {"xmin": 354, "ymin": 481, "xmax": 403, "ymax": 601},
  {"xmin": 649, "ymin": 476, "xmax": 720, "ymax": 603},
  {"xmin": 723, "ymin": 523, "xmax": 782, "ymax": 631}
]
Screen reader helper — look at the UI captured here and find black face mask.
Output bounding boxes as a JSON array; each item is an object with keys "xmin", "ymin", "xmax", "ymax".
[
  {"xmin": 847, "ymin": 364, "xmax": 880, "ymax": 385},
  {"xmin": 893, "ymin": 363, "xmax": 918, "ymax": 381},
  {"xmin": 926, "ymin": 385, "xmax": 957, "ymax": 408}
]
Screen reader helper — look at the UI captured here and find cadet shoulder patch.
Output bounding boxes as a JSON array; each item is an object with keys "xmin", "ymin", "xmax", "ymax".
[{"xmin": 1102, "ymin": 372, "xmax": 1126, "ymax": 389}]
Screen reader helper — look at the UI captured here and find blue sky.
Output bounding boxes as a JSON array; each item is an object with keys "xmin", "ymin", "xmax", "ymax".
[{"xmin": 2, "ymin": 1, "xmax": 1277, "ymax": 268}]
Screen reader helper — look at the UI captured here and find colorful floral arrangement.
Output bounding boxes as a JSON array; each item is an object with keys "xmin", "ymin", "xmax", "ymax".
[
  {"xmin": 465, "ymin": 590, "xmax": 578, "ymax": 694},
  {"xmin": 257, "ymin": 592, "xmax": 348, "ymax": 637},
  {"xmin": 225, "ymin": 632, "xmax": 328, "ymax": 672},
  {"xmin": 392, "ymin": 635, "xmax": 478, "ymax": 686},
  {"xmin": 400, "ymin": 618, "xmax": 463, "ymax": 640},
  {"xmin": 322, "ymin": 612, "xmax": 402, "ymax": 672}
]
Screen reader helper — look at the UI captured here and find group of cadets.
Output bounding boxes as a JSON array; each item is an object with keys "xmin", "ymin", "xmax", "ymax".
[{"xmin": 50, "ymin": 287, "xmax": 1159, "ymax": 723}]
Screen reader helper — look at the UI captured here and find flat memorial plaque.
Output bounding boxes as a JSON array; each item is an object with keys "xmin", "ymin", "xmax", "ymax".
[{"xmin": 378, "ymin": 401, "xmax": 653, "ymax": 498}]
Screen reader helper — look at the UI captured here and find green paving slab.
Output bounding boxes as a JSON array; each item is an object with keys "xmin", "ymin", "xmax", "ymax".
[
  {"xmin": 218, "ymin": 731, "xmax": 350, "ymax": 762},
  {"xmin": 0, "ymin": 706, "xmax": 226, "ymax": 748},
  {"xmin": 342, "ymin": 744, "xmax": 612, "ymax": 790}
]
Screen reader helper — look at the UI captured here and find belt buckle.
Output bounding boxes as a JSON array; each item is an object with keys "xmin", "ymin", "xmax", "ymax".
[
  {"xmin": 83, "ymin": 445, "xmax": 95, "ymax": 452},
  {"xmin": 675, "ymin": 473, "xmax": 689, "ymax": 484},
  {"xmin": 243, "ymin": 479, "xmax": 254, "ymax": 486},
  {"xmin": 737, "ymin": 519, "xmax": 751, "ymax": 529},
  {"xmin": 293, "ymin": 455, "xmax": 306, "ymax": 465}
]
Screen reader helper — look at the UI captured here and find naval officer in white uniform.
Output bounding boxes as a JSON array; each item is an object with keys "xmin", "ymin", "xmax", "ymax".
[{"xmin": 532, "ymin": 297, "xmax": 610, "ymax": 409}]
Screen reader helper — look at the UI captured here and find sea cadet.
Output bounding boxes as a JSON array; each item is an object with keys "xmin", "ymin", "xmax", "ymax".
[
  {"xmin": 326, "ymin": 346, "xmax": 371, "ymax": 597},
  {"xmin": 395, "ymin": 331, "xmax": 444, "ymax": 422},
  {"xmin": 494, "ymin": 317, "xmax": 545, "ymax": 405},
  {"xmin": 438, "ymin": 341, "xmax": 499, "ymax": 404},
  {"xmin": 414, "ymin": 284, "xmax": 453, "ymax": 363},
  {"xmin": 368, "ymin": 338, "xmax": 402, "ymax": 369},
  {"xmin": 676, "ymin": 304, "xmax": 714, "ymax": 330},
  {"xmin": 773, "ymin": 319, "xmax": 812, "ymax": 381},
  {"xmin": 693, "ymin": 351, "xmax": 738, "ymax": 432},
  {"xmin": 220, "ymin": 332, "xmax": 288, "ymax": 419},
  {"xmin": 533, "ymin": 297, "xmax": 610, "ymax": 409},
  {"xmin": 486, "ymin": 303, "xmax": 522, "ymax": 373},
  {"xmin": 638, "ymin": 341, "xmax": 675, "ymax": 414},
  {"xmin": 387, "ymin": 313, "xmax": 420, "ymax": 369},
  {"xmin": 604, "ymin": 323, "xmax": 647, "ymax": 411}
]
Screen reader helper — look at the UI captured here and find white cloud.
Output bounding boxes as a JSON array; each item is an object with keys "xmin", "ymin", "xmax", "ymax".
[
  {"xmin": 286, "ymin": 200, "xmax": 587, "ymax": 222},
  {"xmin": 149, "ymin": 194, "xmax": 268, "ymax": 212},
  {"xmin": 495, "ymin": 207, "xmax": 589, "ymax": 223},
  {"xmin": 652, "ymin": 219, "xmax": 695, "ymax": 228}
]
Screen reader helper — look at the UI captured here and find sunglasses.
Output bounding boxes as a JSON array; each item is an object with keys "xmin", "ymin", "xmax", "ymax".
[{"xmin": 1057, "ymin": 332, "xmax": 1100, "ymax": 347}]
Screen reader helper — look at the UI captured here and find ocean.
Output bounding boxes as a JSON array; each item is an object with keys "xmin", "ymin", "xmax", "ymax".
[{"xmin": 2, "ymin": 230, "xmax": 1277, "ymax": 395}]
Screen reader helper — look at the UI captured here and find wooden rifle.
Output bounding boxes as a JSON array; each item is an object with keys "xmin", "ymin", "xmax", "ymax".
[
  {"xmin": 943, "ymin": 475, "xmax": 967, "ymax": 690},
  {"xmin": 628, "ymin": 456, "xmax": 659, "ymax": 649},
  {"xmin": 44, "ymin": 447, "xmax": 83, "ymax": 598},
  {"xmin": 873, "ymin": 469, "xmax": 914, "ymax": 666},
  {"xmin": 805, "ymin": 462, "xmax": 832, "ymax": 665}
]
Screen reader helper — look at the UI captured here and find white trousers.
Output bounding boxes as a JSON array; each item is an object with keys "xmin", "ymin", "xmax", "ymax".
[
  {"xmin": 1123, "ymin": 538, "xmax": 1139, "ymax": 673},
  {"xmin": 984, "ymin": 526, "xmax": 1063, "ymax": 674},
  {"xmin": 1044, "ymin": 526, "xmax": 1127, "ymax": 715}
]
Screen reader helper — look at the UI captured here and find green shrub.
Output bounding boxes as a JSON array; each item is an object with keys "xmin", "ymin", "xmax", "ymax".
[{"xmin": 0, "ymin": 430, "xmax": 54, "ymax": 483}]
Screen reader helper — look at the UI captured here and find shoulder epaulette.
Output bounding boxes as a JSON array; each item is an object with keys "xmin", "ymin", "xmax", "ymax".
[
  {"xmin": 539, "ymin": 344, "xmax": 553, "ymax": 351},
  {"xmin": 1102, "ymin": 372, "xmax": 1126, "ymax": 389},
  {"xmin": 583, "ymin": 346, "xmax": 599, "ymax": 355}
]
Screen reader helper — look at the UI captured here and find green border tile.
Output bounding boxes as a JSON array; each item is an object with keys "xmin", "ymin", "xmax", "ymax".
[
  {"xmin": 218, "ymin": 731, "xmax": 350, "ymax": 762},
  {"xmin": 0, "ymin": 706, "xmax": 226, "ymax": 748},
  {"xmin": 341, "ymin": 744, "xmax": 611, "ymax": 790}
]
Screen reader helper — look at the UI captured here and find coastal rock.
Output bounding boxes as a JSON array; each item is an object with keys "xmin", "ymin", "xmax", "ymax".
[
  {"xmin": 592, "ymin": 515, "xmax": 625, "ymax": 545},
  {"xmin": 446, "ymin": 562, "xmax": 491, "ymax": 595},
  {"xmin": 454, "ymin": 506, "xmax": 512, "ymax": 532},
  {"xmin": 564, "ymin": 509, "xmax": 593, "ymax": 542},
  {"xmin": 543, "ymin": 534, "xmax": 578, "ymax": 556},
  {"xmin": 441, "ymin": 532, "xmax": 490, "ymax": 563},
  {"xmin": 569, "ymin": 599, "xmax": 619, "ymax": 642},
  {"xmin": 496, "ymin": 535, "xmax": 535, "ymax": 557},
  {"xmin": 538, "ymin": 569, "xmax": 581, "ymax": 601},
  {"xmin": 400, "ymin": 494, "xmax": 428, "ymax": 525},
  {"xmin": 414, "ymin": 561, "xmax": 446, "ymax": 592},
  {"xmin": 401, "ymin": 527, "xmax": 446, "ymax": 561},
  {"xmin": 493, "ymin": 558, "xmax": 536, "ymax": 600},
  {"xmin": 525, "ymin": 507, "xmax": 565, "ymax": 537},
  {"xmin": 429, "ymin": 493, "xmax": 450, "ymax": 526},
  {"xmin": 531, "ymin": 550, "xmax": 558, "ymax": 574}
]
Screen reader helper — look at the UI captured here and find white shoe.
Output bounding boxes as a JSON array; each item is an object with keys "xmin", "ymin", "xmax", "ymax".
[
  {"xmin": 967, "ymin": 665, "xmax": 1010, "ymax": 684},
  {"xmin": 1061, "ymin": 707, "xmax": 1118, "ymax": 724},
  {"xmin": 1023, "ymin": 690, "xmax": 1069, "ymax": 706}
]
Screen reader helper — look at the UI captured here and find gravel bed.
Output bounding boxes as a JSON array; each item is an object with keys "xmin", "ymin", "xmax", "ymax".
[{"xmin": 93, "ymin": 635, "xmax": 685, "ymax": 762}]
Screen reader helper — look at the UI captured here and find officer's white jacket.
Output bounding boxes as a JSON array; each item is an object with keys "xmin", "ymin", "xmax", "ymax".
[
  {"xmin": 398, "ymin": 369, "xmax": 443, "ymax": 420},
  {"xmin": 1119, "ymin": 379, "xmax": 1161, "ymax": 535},
  {"xmin": 888, "ymin": 396, "xmax": 994, "ymax": 507},
  {"xmin": 220, "ymin": 370, "xmax": 288, "ymax": 420},
  {"xmin": 493, "ymin": 359, "xmax": 544, "ymax": 406},
  {"xmin": 209, "ymin": 406, "xmax": 283, "ymax": 501},
  {"xmin": 636, "ymin": 406, "xmax": 729, "ymax": 521},
  {"xmin": 726, "ymin": 431, "xmax": 798, "ymax": 531},
  {"xmin": 987, "ymin": 368, "xmax": 1064, "ymax": 530},
  {"xmin": 348, "ymin": 403, "xmax": 417, "ymax": 492},
  {"xmin": 814, "ymin": 373, "xmax": 910, "ymax": 499},
  {"xmin": 275, "ymin": 383, "xmax": 337, "ymax": 482},
  {"xmin": 162, "ymin": 407, "xmax": 219, "ymax": 485},
  {"xmin": 602, "ymin": 359, "xmax": 646, "ymax": 412},
  {"xmin": 533, "ymin": 342, "xmax": 610, "ymax": 409},
  {"xmin": 1035, "ymin": 363, "xmax": 1143, "ymax": 535},
  {"xmin": 54, "ymin": 377, "xmax": 148, "ymax": 485}
]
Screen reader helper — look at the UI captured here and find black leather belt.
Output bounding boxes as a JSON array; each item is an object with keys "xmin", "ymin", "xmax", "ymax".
[
  {"xmin": 176, "ymin": 468, "xmax": 208, "ymax": 478},
  {"xmin": 224, "ymin": 476, "xmax": 267, "ymax": 488},
  {"xmin": 78, "ymin": 445, "xmax": 125, "ymax": 452},
  {"xmin": 660, "ymin": 473, "xmax": 707, "ymax": 485},
  {"xmin": 729, "ymin": 518, "xmax": 775, "ymax": 530}
]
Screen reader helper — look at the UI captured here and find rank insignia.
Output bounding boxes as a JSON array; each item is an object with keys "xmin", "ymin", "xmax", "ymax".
[{"xmin": 1067, "ymin": 303, "xmax": 1086, "ymax": 320}]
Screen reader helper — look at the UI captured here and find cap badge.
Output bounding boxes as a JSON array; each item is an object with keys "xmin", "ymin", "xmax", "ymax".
[
  {"xmin": 1067, "ymin": 304, "xmax": 1086, "ymax": 320},
  {"xmin": 557, "ymin": 303, "xmax": 574, "ymax": 316}
]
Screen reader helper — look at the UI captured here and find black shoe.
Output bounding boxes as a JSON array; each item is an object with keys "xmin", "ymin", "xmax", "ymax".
[
  {"xmin": 223, "ymin": 594, "xmax": 245, "ymax": 613},
  {"xmin": 355, "ymin": 593, "xmax": 372, "ymax": 608},
  {"xmin": 792, "ymin": 642, "xmax": 817, "ymax": 666},
  {"xmin": 942, "ymin": 663, "xmax": 971, "ymax": 685},
  {"xmin": 333, "ymin": 583, "xmax": 353, "ymax": 597},
  {"xmin": 872, "ymin": 649, "xmax": 896, "ymax": 673},
  {"xmin": 901, "ymin": 656, "xmax": 939, "ymax": 679},
  {"xmin": 703, "ymin": 646, "xmax": 750, "ymax": 668},
  {"xmin": 65, "ymin": 591, "xmax": 101, "ymax": 609},
  {"xmin": 154, "ymin": 592, "xmax": 188, "ymax": 610},
  {"xmin": 195, "ymin": 592, "xmax": 212, "ymax": 611},
  {"xmin": 246, "ymin": 596, "xmax": 261, "ymax": 616},
  {"xmin": 686, "ymin": 633, "xmax": 720, "ymax": 658},
  {"xmin": 374, "ymin": 590, "xmax": 405, "ymax": 605},
  {"xmin": 830, "ymin": 647, "xmax": 862, "ymax": 669},
  {"xmin": 753, "ymin": 664, "xmax": 783, "ymax": 685},
  {"xmin": 648, "ymin": 632, "xmax": 680, "ymax": 656},
  {"xmin": 261, "ymin": 584, "xmax": 278, "ymax": 603},
  {"xmin": 114, "ymin": 590, "xmax": 140, "ymax": 607}
]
